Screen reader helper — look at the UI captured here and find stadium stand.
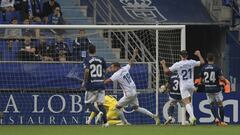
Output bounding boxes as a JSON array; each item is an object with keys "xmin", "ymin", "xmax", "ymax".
[{"xmin": 0, "ymin": 0, "xmax": 116, "ymax": 61}]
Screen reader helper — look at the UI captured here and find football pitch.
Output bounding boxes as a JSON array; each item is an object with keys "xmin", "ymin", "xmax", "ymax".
[{"xmin": 0, "ymin": 125, "xmax": 239, "ymax": 135}]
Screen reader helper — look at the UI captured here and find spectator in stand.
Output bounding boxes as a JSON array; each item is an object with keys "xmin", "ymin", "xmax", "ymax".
[
  {"xmin": 48, "ymin": 6, "xmax": 65, "ymax": 35},
  {"xmin": 72, "ymin": 29, "xmax": 90, "ymax": 61},
  {"xmin": 23, "ymin": 18, "xmax": 34, "ymax": 36},
  {"xmin": 49, "ymin": 6, "xmax": 64, "ymax": 25},
  {"xmin": 42, "ymin": 0, "xmax": 61, "ymax": 24},
  {"xmin": 28, "ymin": 0, "xmax": 42, "ymax": 22},
  {"xmin": 35, "ymin": 37, "xmax": 54, "ymax": 61},
  {"xmin": 14, "ymin": 0, "xmax": 43, "ymax": 22},
  {"xmin": 4, "ymin": 17, "xmax": 22, "ymax": 46},
  {"xmin": 0, "ymin": 40, "xmax": 19, "ymax": 61},
  {"xmin": 18, "ymin": 36, "xmax": 39, "ymax": 61},
  {"xmin": 4, "ymin": 17, "xmax": 22, "ymax": 39},
  {"xmin": 22, "ymin": 18, "xmax": 40, "ymax": 38},
  {"xmin": 1, "ymin": 0, "xmax": 15, "ymax": 12},
  {"xmin": 14, "ymin": 0, "xmax": 29, "ymax": 21},
  {"xmin": 53, "ymin": 35, "xmax": 71, "ymax": 61}
]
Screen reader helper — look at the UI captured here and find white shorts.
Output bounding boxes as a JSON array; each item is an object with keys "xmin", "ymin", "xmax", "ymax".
[
  {"xmin": 206, "ymin": 91, "xmax": 223, "ymax": 104},
  {"xmin": 180, "ymin": 83, "xmax": 195, "ymax": 99},
  {"xmin": 117, "ymin": 95, "xmax": 139, "ymax": 108},
  {"xmin": 169, "ymin": 97, "xmax": 184, "ymax": 107},
  {"xmin": 84, "ymin": 90, "xmax": 105, "ymax": 104}
]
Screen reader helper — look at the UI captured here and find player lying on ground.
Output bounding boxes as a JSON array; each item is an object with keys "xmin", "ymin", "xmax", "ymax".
[
  {"xmin": 82, "ymin": 44, "xmax": 109, "ymax": 127},
  {"xmin": 198, "ymin": 53, "xmax": 229, "ymax": 126},
  {"xmin": 160, "ymin": 50, "xmax": 205, "ymax": 125},
  {"xmin": 159, "ymin": 73, "xmax": 189, "ymax": 125},
  {"xmin": 87, "ymin": 95, "xmax": 125, "ymax": 125},
  {"xmin": 104, "ymin": 48, "xmax": 160, "ymax": 125}
]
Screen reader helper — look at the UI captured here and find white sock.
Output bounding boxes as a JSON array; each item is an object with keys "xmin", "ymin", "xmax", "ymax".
[
  {"xmin": 135, "ymin": 107, "xmax": 154, "ymax": 118},
  {"xmin": 116, "ymin": 108, "xmax": 128, "ymax": 124},
  {"xmin": 185, "ymin": 104, "xmax": 195, "ymax": 118}
]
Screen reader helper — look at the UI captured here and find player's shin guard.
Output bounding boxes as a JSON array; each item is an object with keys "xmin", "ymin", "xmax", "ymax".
[
  {"xmin": 219, "ymin": 106, "xmax": 225, "ymax": 122},
  {"xmin": 86, "ymin": 103, "xmax": 99, "ymax": 114},
  {"xmin": 135, "ymin": 107, "xmax": 154, "ymax": 118},
  {"xmin": 98, "ymin": 105, "xmax": 108, "ymax": 124},
  {"xmin": 168, "ymin": 105, "xmax": 175, "ymax": 117}
]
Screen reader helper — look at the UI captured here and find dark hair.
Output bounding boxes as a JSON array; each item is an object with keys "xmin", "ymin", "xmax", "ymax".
[
  {"xmin": 207, "ymin": 53, "xmax": 215, "ymax": 62},
  {"xmin": 111, "ymin": 62, "xmax": 121, "ymax": 68},
  {"xmin": 88, "ymin": 44, "xmax": 96, "ymax": 54},
  {"xmin": 180, "ymin": 50, "xmax": 188, "ymax": 58},
  {"xmin": 10, "ymin": 17, "xmax": 17, "ymax": 23}
]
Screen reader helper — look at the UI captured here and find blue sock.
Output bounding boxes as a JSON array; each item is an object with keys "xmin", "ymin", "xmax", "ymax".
[
  {"xmin": 210, "ymin": 104, "xmax": 218, "ymax": 120},
  {"xmin": 219, "ymin": 106, "xmax": 224, "ymax": 122}
]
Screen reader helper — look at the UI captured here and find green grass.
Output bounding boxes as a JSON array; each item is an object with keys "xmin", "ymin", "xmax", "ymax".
[{"xmin": 0, "ymin": 125, "xmax": 239, "ymax": 135}]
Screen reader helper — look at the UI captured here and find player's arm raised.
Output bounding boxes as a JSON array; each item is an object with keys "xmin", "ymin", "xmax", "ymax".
[
  {"xmin": 194, "ymin": 50, "xmax": 205, "ymax": 66},
  {"xmin": 128, "ymin": 48, "xmax": 138, "ymax": 66},
  {"xmin": 160, "ymin": 60, "xmax": 171, "ymax": 74}
]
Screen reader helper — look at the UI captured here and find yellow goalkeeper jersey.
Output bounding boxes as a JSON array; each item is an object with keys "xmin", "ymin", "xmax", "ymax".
[
  {"xmin": 104, "ymin": 95, "xmax": 117, "ymax": 110},
  {"xmin": 104, "ymin": 95, "xmax": 119, "ymax": 120}
]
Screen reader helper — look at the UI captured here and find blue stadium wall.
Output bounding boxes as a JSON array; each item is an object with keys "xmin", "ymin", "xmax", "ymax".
[{"xmin": 81, "ymin": 0, "xmax": 213, "ymax": 24}]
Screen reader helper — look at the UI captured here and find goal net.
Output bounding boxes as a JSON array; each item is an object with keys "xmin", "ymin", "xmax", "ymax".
[{"xmin": 0, "ymin": 25, "xmax": 185, "ymax": 125}]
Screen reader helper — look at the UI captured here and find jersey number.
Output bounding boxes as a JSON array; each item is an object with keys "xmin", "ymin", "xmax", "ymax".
[
  {"xmin": 172, "ymin": 80, "xmax": 179, "ymax": 91},
  {"xmin": 182, "ymin": 69, "xmax": 192, "ymax": 80},
  {"xmin": 204, "ymin": 72, "xmax": 216, "ymax": 83},
  {"xmin": 123, "ymin": 73, "xmax": 132, "ymax": 84},
  {"xmin": 90, "ymin": 64, "xmax": 102, "ymax": 77}
]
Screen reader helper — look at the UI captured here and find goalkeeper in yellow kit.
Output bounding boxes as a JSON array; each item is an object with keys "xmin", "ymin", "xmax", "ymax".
[{"xmin": 86, "ymin": 95, "xmax": 124, "ymax": 125}]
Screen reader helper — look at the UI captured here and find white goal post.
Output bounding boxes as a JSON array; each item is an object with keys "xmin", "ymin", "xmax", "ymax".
[{"xmin": 0, "ymin": 24, "xmax": 186, "ymax": 125}]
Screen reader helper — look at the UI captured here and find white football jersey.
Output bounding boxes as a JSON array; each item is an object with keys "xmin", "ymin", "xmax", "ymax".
[
  {"xmin": 169, "ymin": 60, "xmax": 200, "ymax": 86},
  {"xmin": 110, "ymin": 64, "xmax": 136, "ymax": 96}
]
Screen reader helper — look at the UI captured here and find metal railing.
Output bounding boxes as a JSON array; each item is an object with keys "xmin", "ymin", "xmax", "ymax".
[{"xmin": 89, "ymin": 0, "xmax": 156, "ymax": 62}]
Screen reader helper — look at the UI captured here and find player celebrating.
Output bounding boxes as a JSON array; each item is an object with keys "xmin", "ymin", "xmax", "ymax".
[
  {"xmin": 104, "ymin": 49, "xmax": 160, "ymax": 125},
  {"xmin": 82, "ymin": 44, "xmax": 109, "ymax": 127},
  {"xmin": 159, "ymin": 73, "xmax": 187, "ymax": 125},
  {"xmin": 160, "ymin": 50, "xmax": 205, "ymax": 125},
  {"xmin": 200, "ymin": 53, "xmax": 228, "ymax": 126}
]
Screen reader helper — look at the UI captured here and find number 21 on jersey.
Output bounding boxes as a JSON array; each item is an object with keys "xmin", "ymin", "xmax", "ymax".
[{"xmin": 182, "ymin": 69, "xmax": 192, "ymax": 80}]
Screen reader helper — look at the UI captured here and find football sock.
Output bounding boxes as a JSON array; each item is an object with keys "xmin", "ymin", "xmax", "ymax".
[
  {"xmin": 210, "ymin": 105, "xmax": 218, "ymax": 120},
  {"xmin": 219, "ymin": 106, "xmax": 225, "ymax": 122},
  {"xmin": 116, "ymin": 108, "xmax": 128, "ymax": 124},
  {"xmin": 185, "ymin": 103, "xmax": 195, "ymax": 118},
  {"xmin": 135, "ymin": 107, "xmax": 154, "ymax": 118},
  {"xmin": 88, "ymin": 112, "xmax": 96, "ymax": 122}
]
